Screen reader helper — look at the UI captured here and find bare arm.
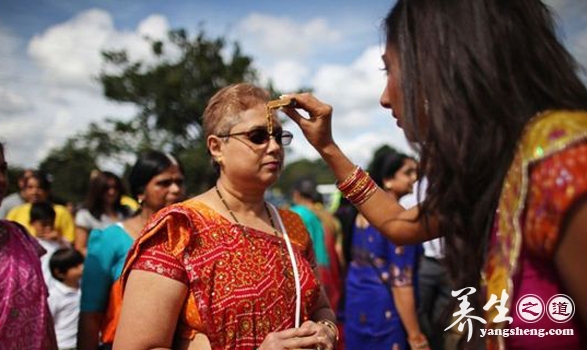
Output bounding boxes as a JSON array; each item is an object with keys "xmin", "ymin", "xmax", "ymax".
[
  {"xmin": 74, "ymin": 226, "xmax": 89, "ymax": 255},
  {"xmin": 113, "ymin": 270, "xmax": 188, "ymax": 350},
  {"xmin": 391, "ymin": 286, "xmax": 429, "ymax": 348},
  {"xmin": 77, "ymin": 312, "xmax": 103, "ymax": 350},
  {"xmin": 283, "ymin": 93, "xmax": 438, "ymax": 245},
  {"xmin": 310, "ymin": 279, "xmax": 337, "ymax": 324},
  {"xmin": 554, "ymin": 199, "xmax": 587, "ymax": 332}
]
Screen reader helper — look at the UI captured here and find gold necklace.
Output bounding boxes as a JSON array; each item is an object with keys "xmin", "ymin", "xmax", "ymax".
[{"xmin": 214, "ymin": 185, "xmax": 292, "ymax": 278}]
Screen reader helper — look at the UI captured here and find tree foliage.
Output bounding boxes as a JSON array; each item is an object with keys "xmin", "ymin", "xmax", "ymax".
[
  {"xmin": 39, "ymin": 139, "xmax": 98, "ymax": 204},
  {"xmin": 41, "ymin": 28, "xmax": 261, "ymax": 199},
  {"xmin": 276, "ymin": 158, "xmax": 336, "ymax": 199},
  {"xmin": 99, "ymin": 29, "xmax": 258, "ymax": 149}
]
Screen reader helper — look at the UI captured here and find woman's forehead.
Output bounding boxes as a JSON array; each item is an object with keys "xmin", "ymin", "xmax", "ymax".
[{"xmin": 237, "ymin": 105, "xmax": 282, "ymax": 127}]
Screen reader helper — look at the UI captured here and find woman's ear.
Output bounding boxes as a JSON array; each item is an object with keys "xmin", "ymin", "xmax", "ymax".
[
  {"xmin": 207, "ymin": 135, "xmax": 223, "ymax": 160},
  {"xmin": 383, "ymin": 177, "xmax": 395, "ymax": 191}
]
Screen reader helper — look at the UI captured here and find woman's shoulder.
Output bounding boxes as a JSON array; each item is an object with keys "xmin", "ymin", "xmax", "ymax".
[
  {"xmin": 277, "ymin": 207, "xmax": 312, "ymax": 246},
  {"xmin": 87, "ymin": 223, "xmax": 131, "ymax": 249},
  {"xmin": 0, "ymin": 219, "xmax": 44, "ymax": 256},
  {"xmin": 524, "ymin": 139, "xmax": 587, "ymax": 257},
  {"xmin": 518, "ymin": 110, "xmax": 587, "ymax": 160},
  {"xmin": 6, "ymin": 202, "xmax": 31, "ymax": 219},
  {"xmin": 151, "ymin": 198, "xmax": 221, "ymax": 225}
]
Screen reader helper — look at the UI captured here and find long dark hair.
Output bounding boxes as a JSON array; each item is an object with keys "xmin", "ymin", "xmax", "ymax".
[
  {"xmin": 384, "ymin": 0, "xmax": 587, "ymax": 310},
  {"xmin": 84, "ymin": 171, "xmax": 129, "ymax": 220},
  {"xmin": 367, "ymin": 149, "xmax": 410, "ymax": 189}
]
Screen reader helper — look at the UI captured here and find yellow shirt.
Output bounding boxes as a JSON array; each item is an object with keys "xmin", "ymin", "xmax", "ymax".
[
  {"xmin": 120, "ymin": 195, "xmax": 139, "ymax": 211},
  {"xmin": 6, "ymin": 203, "xmax": 75, "ymax": 242}
]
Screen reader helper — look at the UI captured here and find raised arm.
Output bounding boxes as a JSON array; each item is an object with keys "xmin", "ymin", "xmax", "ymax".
[{"xmin": 283, "ymin": 93, "xmax": 438, "ymax": 245}]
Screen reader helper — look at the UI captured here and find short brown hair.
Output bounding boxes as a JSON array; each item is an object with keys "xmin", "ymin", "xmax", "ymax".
[{"xmin": 202, "ymin": 83, "xmax": 269, "ymax": 139}]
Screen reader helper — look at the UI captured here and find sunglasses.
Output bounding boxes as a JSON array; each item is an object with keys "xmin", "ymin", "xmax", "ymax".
[{"xmin": 217, "ymin": 128, "xmax": 293, "ymax": 146}]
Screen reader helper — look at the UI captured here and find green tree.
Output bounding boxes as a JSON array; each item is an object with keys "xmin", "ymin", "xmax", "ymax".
[
  {"xmin": 39, "ymin": 139, "xmax": 98, "ymax": 205},
  {"xmin": 276, "ymin": 158, "xmax": 336, "ymax": 199},
  {"xmin": 43, "ymin": 28, "xmax": 263, "ymax": 199}
]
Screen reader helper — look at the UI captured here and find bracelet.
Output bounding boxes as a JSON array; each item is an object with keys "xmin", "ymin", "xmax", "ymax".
[
  {"xmin": 408, "ymin": 334, "xmax": 429, "ymax": 349},
  {"xmin": 317, "ymin": 319, "xmax": 339, "ymax": 343},
  {"xmin": 336, "ymin": 166, "xmax": 377, "ymax": 206}
]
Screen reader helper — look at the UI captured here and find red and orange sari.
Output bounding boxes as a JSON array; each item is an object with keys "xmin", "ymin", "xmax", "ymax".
[{"xmin": 121, "ymin": 200, "xmax": 322, "ymax": 349}]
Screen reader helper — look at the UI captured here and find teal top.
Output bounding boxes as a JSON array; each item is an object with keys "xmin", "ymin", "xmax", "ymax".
[
  {"xmin": 290, "ymin": 205, "xmax": 330, "ymax": 266},
  {"xmin": 80, "ymin": 223, "xmax": 133, "ymax": 312}
]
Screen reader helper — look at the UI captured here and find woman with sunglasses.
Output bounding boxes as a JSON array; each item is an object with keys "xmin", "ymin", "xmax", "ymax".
[
  {"xmin": 78, "ymin": 151, "xmax": 185, "ymax": 350},
  {"xmin": 114, "ymin": 83, "xmax": 337, "ymax": 350}
]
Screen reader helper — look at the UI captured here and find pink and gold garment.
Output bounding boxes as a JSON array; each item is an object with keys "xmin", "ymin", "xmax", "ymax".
[
  {"xmin": 121, "ymin": 199, "xmax": 322, "ymax": 350},
  {"xmin": 484, "ymin": 110, "xmax": 587, "ymax": 349},
  {"xmin": 0, "ymin": 220, "xmax": 57, "ymax": 349}
]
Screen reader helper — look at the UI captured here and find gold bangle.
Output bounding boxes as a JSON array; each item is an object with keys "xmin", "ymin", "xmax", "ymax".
[{"xmin": 317, "ymin": 319, "xmax": 339, "ymax": 342}]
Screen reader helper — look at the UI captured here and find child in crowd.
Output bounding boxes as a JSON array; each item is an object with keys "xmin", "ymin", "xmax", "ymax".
[
  {"xmin": 48, "ymin": 247, "xmax": 84, "ymax": 350},
  {"xmin": 30, "ymin": 201, "xmax": 70, "ymax": 284}
]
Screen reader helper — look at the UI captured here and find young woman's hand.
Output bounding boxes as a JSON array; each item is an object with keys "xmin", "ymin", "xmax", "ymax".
[{"xmin": 281, "ymin": 93, "xmax": 335, "ymax": 154}]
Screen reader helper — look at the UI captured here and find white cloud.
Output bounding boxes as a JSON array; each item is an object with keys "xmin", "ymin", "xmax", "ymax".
[
  {"xmin": 27, "ymin": 9, "xmax": 172, "ymax": 91},
  {"xmin": 237, "ymin": 13, "xmax": 341, "ymax": 59},
  {"xmin": 137, "ymin": 14, "xmax": 169, "ymax": 40},
  {"xmin": 27, "ymin": 9, "xmax": 114, "ymax": 90},
  {"xmin": 283, "ymin": 44, "xmax": 412, "ymax": 167},
  {"xmin": 1, "ymin": 9, "xmax": 159, "ymax": 167},
  {"xmin": 546, "ymin": 0, "xmax": 587, "ymax": 72},
  {"xmin": 0, "ymin": 87, "xmax": 31, "ymax": 114},
  {"xmin": 312, "ymin": 45, "xmax": 384, "ymax": 113},
  {"xmin": 259, "ymin": 60, "xmax": 310, "ymax": 92}
]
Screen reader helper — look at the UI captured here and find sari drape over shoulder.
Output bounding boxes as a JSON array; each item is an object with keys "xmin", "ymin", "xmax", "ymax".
[{"xmin": 484, "ymin": 110, "xmax": 587, "ymax": 349}]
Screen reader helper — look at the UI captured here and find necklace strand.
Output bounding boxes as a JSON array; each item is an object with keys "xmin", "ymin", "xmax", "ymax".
[
  {"xmin": 215, "ymin": 185, "xmax": 291, "ymax": 278},
  {"xmin": 215, "ymin": 185, "xmax": 281, "ymax": 237}
]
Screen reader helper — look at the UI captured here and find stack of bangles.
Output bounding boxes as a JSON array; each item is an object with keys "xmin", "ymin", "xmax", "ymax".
[
  {"xmin": 336, "ymin": 166, "xmax": 377, "ymax": 206},
  {"xmin": 408, "ymin": 334, "xmax": 429, "ymax": 349},
  {"xmin": 317, "ymin": 319, "xmax": 339, "ymax": 343}
]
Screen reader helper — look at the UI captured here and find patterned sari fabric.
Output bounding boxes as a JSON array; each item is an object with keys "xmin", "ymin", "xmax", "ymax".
[
  {"xmin": 121, "ymin": 200, "xmax": 321, "ymax": 350},
  {"xmin": 0, "ymin": 220, "xmax": 57, "ymax": 350},
  {"xmin": 484, "ymin": 111, "xmax": 587, "ymax": 349}
]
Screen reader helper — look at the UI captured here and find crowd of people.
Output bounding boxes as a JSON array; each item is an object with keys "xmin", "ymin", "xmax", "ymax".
[{"xmin": 1, "ymin": 0, "xmax": 586, "ymax": 349}]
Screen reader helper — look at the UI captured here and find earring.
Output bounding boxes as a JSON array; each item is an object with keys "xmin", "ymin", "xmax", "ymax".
[
  {"xmin": 138, "ymin": 198, "xmax": 144, "ymax": 206},
  {"xmin": 424, "ymin": 99, "xmax": 430, "ymax": 115}
]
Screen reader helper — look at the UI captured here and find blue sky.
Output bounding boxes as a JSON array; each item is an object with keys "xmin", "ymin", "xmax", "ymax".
[{"xmin": 1, "ymin": 0, "xmax": 586, "ymax": 171}]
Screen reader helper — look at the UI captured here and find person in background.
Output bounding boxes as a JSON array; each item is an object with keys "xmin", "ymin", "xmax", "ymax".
[
  {"xmin": 290, "ymin": 178, "xmax": 334, "ymax": 305},
  {"xmin": 344, "ymin": 150, "xmax": 425, "ymax": 350},
  {"xmin": 284, "ymin": 0, "xmax": 587, "ymax": 348},
  {"xmin": 0, "ymin": 168, "xmax": 33, "ymax": 218},
  {"xmin": 114, "ymin": 83, "xmax": 336, "ymax": 350},
  {"xmin": 74, "ymin": 171, "xmax": 132, "ymax": 255},
  {"xmin": 30, "ymin": 201, "xmax": 70, "ymax": 284},
  {"xmin": 309, "ymin": 181, "xmax": 346, "ymax": 350},
  {"xmin": 7, "ymin": 171, "xmax": 75, "ymax": 243},
  {"xmin": 78, "ymin": 150, "xmax": 186, "ymax": 350},
  {"xmin": 48, "ymin": 247, "xmax": 85, "ymax": 350},
  {"xmin": 0, "ymin": 142, "xmax": 57, "ymax": 349},
  {"xmin": 400, "ymin": 177, "xmax": 452, "ymax": 350}
]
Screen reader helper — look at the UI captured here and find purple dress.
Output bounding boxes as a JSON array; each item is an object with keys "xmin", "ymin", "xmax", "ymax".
[
  {"xmin": 344, "ymin": 224, "xmax": 422, "ymax": 350},
  {"xmin": 0, "ymin": 220, "xmax": 57, "ymax": 349}
]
